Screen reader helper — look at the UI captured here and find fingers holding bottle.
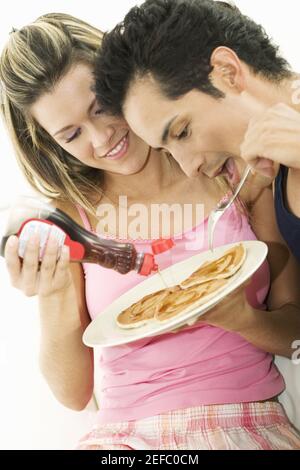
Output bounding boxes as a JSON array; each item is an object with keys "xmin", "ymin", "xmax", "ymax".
[
  {"xmin": 39, "ymin": 237, "xmax": 73, "ymax": 297},
  {"xmin": 4, "ymin": 230, "xmax": 73, "ymax": 298}
]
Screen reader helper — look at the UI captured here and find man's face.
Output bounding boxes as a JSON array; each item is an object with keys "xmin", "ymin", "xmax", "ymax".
[{"xmin": 124, "ymin": 76, "xmax": 250, "ymax": 183}]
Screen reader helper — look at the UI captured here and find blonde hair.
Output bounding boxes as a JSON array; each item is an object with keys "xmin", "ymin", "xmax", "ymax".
[{"xmin": 0, "ymin": 13, "xmax": 104, "ymax": 217}]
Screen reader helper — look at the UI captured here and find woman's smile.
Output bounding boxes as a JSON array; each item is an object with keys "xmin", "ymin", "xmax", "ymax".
[{"xmin": 98, "ymin": 132, "xmax": 130, "ymax": 161}]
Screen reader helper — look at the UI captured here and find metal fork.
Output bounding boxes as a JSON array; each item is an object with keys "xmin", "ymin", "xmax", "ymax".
[{"xmin": 207, "ymin": 165, "xmax": 252, "ymax": 251}]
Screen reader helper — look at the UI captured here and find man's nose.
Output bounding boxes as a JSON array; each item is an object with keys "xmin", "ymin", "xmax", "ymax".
[{"xmin": 172, "ymin": 149, "xmax": 203, "ymax": 178}]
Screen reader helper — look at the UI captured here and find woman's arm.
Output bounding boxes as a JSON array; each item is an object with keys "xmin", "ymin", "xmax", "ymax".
[
  {"xmin": 249, "ymin": 183, "xmax": 300, "ymax": 310},
  {"xmin": 5, "ymin": 202, "xmax": 94, "ymax": 411},
  {"xmin": 238, "ymin": 183, "xmax": 300, "ymax": 357},
  {"xmin": 39, "ymin": 260, "xmax": 94, "ymax": 411},
  {"xmin": 240, "ymin": 183, "xmax": 300, "ymax": 358}
]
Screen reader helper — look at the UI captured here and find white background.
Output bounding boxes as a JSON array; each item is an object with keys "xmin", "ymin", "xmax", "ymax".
[{"xmin": 0, "ymin": 0, "xmax": 299, "ymax": 450}]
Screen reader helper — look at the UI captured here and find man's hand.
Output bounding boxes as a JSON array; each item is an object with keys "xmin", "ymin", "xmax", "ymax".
[{"xmin": 241, "ymin": 103, "xmax": 300, "ymax": 176}]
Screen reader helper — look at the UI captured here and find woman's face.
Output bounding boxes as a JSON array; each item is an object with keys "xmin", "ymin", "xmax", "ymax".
[{"xmin": 30, "ymin": 63, "xmax": 150, "ymax": 176}]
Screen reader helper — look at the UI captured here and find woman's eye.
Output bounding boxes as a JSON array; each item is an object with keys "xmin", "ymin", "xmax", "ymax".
[
  {"xmin": 177, "ymin": 126, "xmax": 189, "ymax": 140},
  {"xmin": 65, "ymin": 128, "xmax": 81, "ymax": 143}
]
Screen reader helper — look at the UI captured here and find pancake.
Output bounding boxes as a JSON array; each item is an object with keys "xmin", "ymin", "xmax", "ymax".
[
  {"xmin": 116, "ymin": 287, "xmax": 177, "ymax": 329},
  {"xmin": 155, "ymin": 278, "xmax": 228, "ymax": 323},
  {"xmin": 180, "ymin": 244, "xmax": 246, "ymax": 289},
  {"xmin": 116, "ymin": 243, "xmax": 246, "ymax": 330}
]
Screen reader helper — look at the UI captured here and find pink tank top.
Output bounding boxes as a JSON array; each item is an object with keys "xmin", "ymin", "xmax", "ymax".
[{"xmin": 76, "ymin": 202, "xmax": 284, "ymax": 424}]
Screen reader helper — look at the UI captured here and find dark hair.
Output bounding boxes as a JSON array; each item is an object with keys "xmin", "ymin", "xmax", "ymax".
[{"xmin": 95, "ymin": 0, "xmax": 291, "ymax": 115}]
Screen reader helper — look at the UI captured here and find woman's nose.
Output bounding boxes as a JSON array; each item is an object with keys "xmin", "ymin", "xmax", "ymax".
[{"xmin": 89, "ymin": 124, "xmax": 115, "ymax": 151}]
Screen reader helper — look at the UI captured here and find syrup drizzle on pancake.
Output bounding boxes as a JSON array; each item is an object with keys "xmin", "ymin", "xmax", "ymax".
[{"xmin": 117, "ymin": 244, "xmax": 246, "ymax": 329}]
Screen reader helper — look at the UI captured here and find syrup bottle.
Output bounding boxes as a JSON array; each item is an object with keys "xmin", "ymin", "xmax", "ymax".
[{"xmin": 0, "ymin": 196, "xmax": 173, "ymax": 276}]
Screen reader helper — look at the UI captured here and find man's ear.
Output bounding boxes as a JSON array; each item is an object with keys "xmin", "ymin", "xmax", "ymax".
[{"xmin": 209, "ymin": 46, "xmax": 246, "ymax": 94}]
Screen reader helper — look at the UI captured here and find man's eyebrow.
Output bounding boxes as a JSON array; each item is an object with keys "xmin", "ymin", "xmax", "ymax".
[
  {"xmin": 53, "ymin": 98, "xmax": 97, "ymax": 137},
  {"xmin": 161, "ymin": 115, "xmax": 178, "ymax": 145}
]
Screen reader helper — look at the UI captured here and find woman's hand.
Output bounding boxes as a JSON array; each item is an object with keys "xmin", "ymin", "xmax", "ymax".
[
  {"xmin": 4, "ymin": 232, "xmax": 73, "ymax": 298},
  {"xmin": 196, "ymin": 281, "xmax": 255, "ymax": 333},
  {"xmin": 241, "ymin": 103, "xmax": 300, "ymax": 176}
]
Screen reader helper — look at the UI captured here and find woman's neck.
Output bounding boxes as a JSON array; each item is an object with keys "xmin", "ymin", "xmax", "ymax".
[{"xmin": 102, "ymin": 149, "xmax": 179, "ymax": 204}]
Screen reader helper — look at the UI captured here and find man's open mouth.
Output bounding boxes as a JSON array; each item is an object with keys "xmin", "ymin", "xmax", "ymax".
[{"xmin": 204, "ymin": 158, "xmax": 241, "ymax": 185}]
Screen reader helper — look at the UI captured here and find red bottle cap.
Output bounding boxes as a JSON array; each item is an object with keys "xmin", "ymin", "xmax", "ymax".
[
  {"xmin": 151, "ymin": 239, "xmax": 174, "ymax": 255},
  {"xmin": 139, "ymin": 253, "xmax": 158, "ymax": 276}
]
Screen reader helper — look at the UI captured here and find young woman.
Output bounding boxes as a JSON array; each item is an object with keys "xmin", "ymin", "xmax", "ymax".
[{"xmin": 1, "ymin": 13, "xmax": 300, "ymax": 450}]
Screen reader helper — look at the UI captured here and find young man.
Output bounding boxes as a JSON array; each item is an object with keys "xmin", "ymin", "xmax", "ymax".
[{"xmin": 95, "ymin": 0, "xmax": 300, "ymax": 262}]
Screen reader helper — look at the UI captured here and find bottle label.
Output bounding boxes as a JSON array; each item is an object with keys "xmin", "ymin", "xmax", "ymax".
[{"xmin": 18, "ymin": 220, "xmax": 66, "ymax": 260}]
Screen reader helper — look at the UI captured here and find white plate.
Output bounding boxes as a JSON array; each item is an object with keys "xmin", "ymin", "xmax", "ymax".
[{"xmin": 83, "ymin": 241, "xmax": 268, "ymax": 348}]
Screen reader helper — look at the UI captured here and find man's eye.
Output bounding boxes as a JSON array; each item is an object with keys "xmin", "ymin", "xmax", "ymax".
[
  {"xmin": 177, "ymin": 126, "xmax": 189, "ymax": 140},
  {"xmin": 65, "ymin": 129, "xmax": 81, "ymax": 143},
  {"xmin": 94, "ymin": 108, "xmax": 104, "ymax": 116}
]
